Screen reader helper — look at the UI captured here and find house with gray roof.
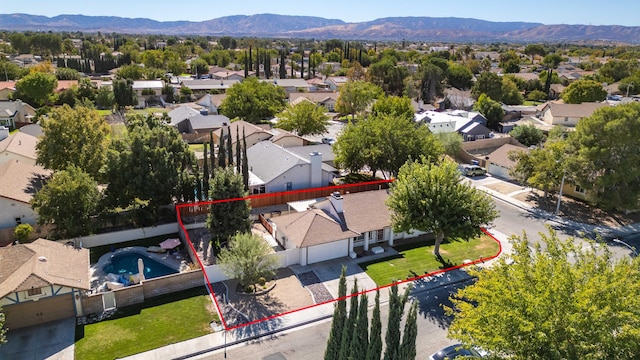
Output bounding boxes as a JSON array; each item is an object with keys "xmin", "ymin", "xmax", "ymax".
[
  {"xmin": 0, "ymin": 100, "xmax": 36, "ymax": 129},
  {"xmin": 247, "ymin": 141, "xmax": 338, "ymax": 194}
]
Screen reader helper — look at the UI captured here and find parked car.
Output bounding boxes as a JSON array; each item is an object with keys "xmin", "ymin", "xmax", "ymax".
[
  {"xmin": 321, "ymin": 137, "xmax": 336, "ymax": 145},
  {"xmin": 429, "ymin": 344, "xmax": 483, "ymax": 360},
  {"xmin": 461, "ymin": 164, "xmax": 486, "ymax": 177}
]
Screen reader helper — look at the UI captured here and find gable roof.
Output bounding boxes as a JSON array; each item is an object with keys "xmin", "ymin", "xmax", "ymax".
[
  {"xmin": 269, "ymin": 78, "xmax": 311, "ymax": 89},
  {"xmin": 271, "ymin": 209, "xmax": 359, "ymax": 247},
  {"xmin": 56, "ymin": 80, "xmax": 78, "ymax": 92},
  {"xmin": 168, "ymin": 105, "xmax": 200, "ymax": 126},
  {"xmin": 543, "ymin": 102, "xmax": 608, "ymax": 118},
  {"xmin": 0, "ymin": 81, "xmax": 16, "ymax": 91},
  {"xmin": 188, "ymin": 114, "xmax": 229, "ymax": 130},
  {"xmin": 0, "ymin": 161, "xmax": 50, "ymax": 203},
  {"xmin": 488, "ymin": 143, "xmax": 528, "ymax": 168},
  {"xmin": 19, "ymin": 123, "xmax": 43, "ymax": 138},
  {"xmin": 0, "ymin": 131, "xmax": 39, "ymax": 160},
  {"xmin": 269, "ymin": 128, "xmax": 306, "ymax": 144},
  {"xmin": 215, "ymin": 120, "xmax": 273, "ymax": 142},
  {"xmin": 132, "ymin": 80, "xmax": 164, "ymax": 89},
  {"xmin": 0, "ymin": 239, "xmax": 90, "ymax": 298},
  {"xmin": 285, "ymin": 144, "xmax": 335, "ymax": 162},
  {"xmin": 289, "ymin": 91, "xmax": 338, "ymax": 104},
  {"xmin": 181, "ymin": 79, "xmax": 240, "ymax": 91}
]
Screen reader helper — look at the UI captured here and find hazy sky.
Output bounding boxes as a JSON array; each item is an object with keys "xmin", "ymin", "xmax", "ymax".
[{"xmin": 2, "ymin": 0, "xmax": 639, "ymax": 26}]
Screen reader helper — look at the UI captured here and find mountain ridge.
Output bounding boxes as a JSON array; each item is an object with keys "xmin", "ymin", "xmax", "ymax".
[{"xmin": 0, "ymin": 13, "xmax": 638, "ymax": 43}]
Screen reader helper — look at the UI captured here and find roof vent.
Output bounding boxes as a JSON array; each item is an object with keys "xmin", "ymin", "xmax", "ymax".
[{"xmin": 38, "ymin": 256, "xmax": 48, "ymax": 262}]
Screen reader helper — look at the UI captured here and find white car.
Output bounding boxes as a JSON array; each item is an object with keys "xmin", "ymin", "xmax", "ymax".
[{"xmin": 321, "ymin": 137, "xmax": 336, "ymax": 145}]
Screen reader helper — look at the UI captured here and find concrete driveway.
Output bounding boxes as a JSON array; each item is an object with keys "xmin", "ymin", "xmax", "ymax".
[
  {"xmin": 291, "ymin": 258, "xmax": 378, "ymax": 301},
  {"xmin": 0, "ymin": 317, "xmax": 75, "ymax": 360}
]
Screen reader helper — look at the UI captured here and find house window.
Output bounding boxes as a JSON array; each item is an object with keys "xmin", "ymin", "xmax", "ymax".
[
  {"xmin": 27, "ymin": 288, "xmax": 42, "ymax": 297},
  {"xmin": 477, "ymin": 135, "xmax": 485, "ymax": 140},
  {"xmin": 564, "ymin": 117, "xmax": 569, "ymax": 122},
  {"xmin": 354, "ymin": 234, "xmax": 364, "ymax": 242},
  {"xmin": 575, "ymin": 185, "xmax": 586, "ymax": 194},
  {"xmin": 252, "ymin": 185, "xmax": 266, "ymax": 194},
  {"xmin": 15, "ymin": 217, "xmax": 21, "ymax": 225},
  {"xmin": 286, "ymin": 182, "xmax": 293, "ymax": 191}
]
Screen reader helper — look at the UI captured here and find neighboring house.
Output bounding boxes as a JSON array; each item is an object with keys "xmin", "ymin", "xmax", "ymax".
[
  {"xmin": 0, "ymin": 100, "xmax": 36, "ymax": 129},
  {"xmin": 271, "ymin": 190, "xmax": 422, "ymax": 265},
  {"xmin": 0, "ymin": 239, "xmax": 90, "ymax": 329},
  {"xmin": 422, "ymin": 110, "xmax": 492, "ymax": 141},
  {"xmin": 184, "ymin": 114, "xmax": 229, "ymax": 135},
  {"xmin": 0, "ymin": 81, "xmax": 16, "ymax": 101},
  {"xmin": 196, "ymin": 93, "xmax": 226, "ymax": 115},
  {"xmin": 55, "ymin": 80, "xmax": 79, "ymax": 93},
  {"xmin": 548, "ymin": 84, "xmax": 566, "ymax": 100},
  {"xmin": 289, "ymin": 92, "xmax": 338, "ymax": 112},
  {"xmin": 538, "ymin": 102, "xmax": 609, "ymax": 127},
  {"xmin": 269, "ymin": 78, "xmax": 312, "ymax": 93},
  {"xmin": 512, "ymin": 72, "xmax": 541, "ymax": 82},
  {"xmin": 444, "ymin": 88, "xmax": 475, "ymax": 110},
  {"xmin": 486, "ymin": 143, "xmax": 528, "ymax": 180},
  {"xmin": 180, "ymin": 79, "xmax": 240, "ymax": 93},
  {"xmin": 213, "ymin": 120, "xmax": 274, "ymax": 158},
  {"xmin": 285, "ymin": 144, "xmax": 336, "ymax": 168},
  {"xmin": 210, "ymin": 70, "xmax": 251, "ymax": 81},
  {"xmin": 247, "ymin": 141, "xmax": 338, "ymax": 194},
  {"xmin": 0, "ymin": 131, "xmax": 39, "ymax": 165},
  {"xmin": 306, "ymin": 77, "xmax": 330, "ymax": 91},
  {"xmin": 19, "ymin": 123, "xmax": 43, "ymax": 138},
  {"xmin": 0, "ymin": 160, "xmax": 50, "ymax": 229},
  {"xmin": 325, "ymin": 76, "xmax": 349, "ymax": 90},
  {"xmin": 269, "ymin": 128, "xmax": 309, "ymax": 147},
  {"xmin": 132, "ymin": 80, "xmax": 164, "ymax": 97},
  {"xmin": 168, "ymin": 105, "xmax": 201, "ymax": 127}
]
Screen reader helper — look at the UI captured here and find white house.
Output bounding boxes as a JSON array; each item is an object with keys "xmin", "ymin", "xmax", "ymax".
[
  {"xmin": 486, "ymin": 143, "xmax": 529, "ymax": 180},
  {"xmin": 0, "ymin": 131, "xmax": 39, "ymax": 166},
  {"xmin": 538, "ymin": 102, "xmax": 608, "ymax": 127},
  {"xmin": 0, "ymin": 160, "xmax": 50, "ymax": 229},
  {"xmin": 0, "ymin": 239, "xmax": 90, "ymax": 329}
]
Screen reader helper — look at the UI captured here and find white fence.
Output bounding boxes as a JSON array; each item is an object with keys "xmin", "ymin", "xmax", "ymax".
[{"xmin": 62, "ymin": 223, "xmax": 180, "ymax": 248}]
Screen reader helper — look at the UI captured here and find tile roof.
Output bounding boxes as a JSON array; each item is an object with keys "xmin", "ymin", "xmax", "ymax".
[
  {"xmin": 0, "ymin": 239, "xmax": 90, "ymax": 298},
  {"xmin": 0, "ymin": 161, "xmax": 50, "ymax": 203},
  {"xmin": 0, "ymin": 132, "xmax": 39, "ymax": 160}
]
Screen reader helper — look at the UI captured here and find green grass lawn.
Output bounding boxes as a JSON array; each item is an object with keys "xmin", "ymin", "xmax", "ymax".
[
  {"xmin": 89, "ymin": 233, "xmax": 179, "ymax": 264},
  {"xmin": 359, "ymin": 234, "xmax": 500, "ymax": 286},
  {"xmin": 190, "ymin": 143, "xmax": 205, "ymax": 152},
  {"xmin": 75, "ymin": 287, "xmax": 218, "ymax": 360},
  {"xmin": 97, "ymin": 109, "xmax": 112, "ymax": 116}
]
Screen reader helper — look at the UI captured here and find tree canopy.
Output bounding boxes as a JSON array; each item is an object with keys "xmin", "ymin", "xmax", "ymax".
[
  {"xmin": 217, "ymin": 232, "xmax": 278, "ymax": 291},
  {"xmin": 36, "ymin": 105, "xmax": 110, "ymax": 179},
  {"xmin": 31, "ymin": 166, "xmax": 101, "ymax": 239},
  {"xmin": 13, "ymin": 71, "xmax": 58, "ymax": 107},
  {"xmin": 387, "ymin": 158, "xmax": 497, "ymax": 255},
  {"xmin": 370, "ymin": 95, "xmax": 415, "ymax": 122},
  {"xmin": 276, "ymin": 100, "xmax": 330, "ymax": 136},
  {"xmin": 221, "ymin": 77, "xmax": 286, "ymax": 123},
  {"xmin": 509, "ymin": 124, "xmax": 544, "ymax": 147},
  {"xmin": 206, "ymin": 167, "xmax": 251, "ymax": 247},
  {"xmin": 335, "ymin": 80, "xmax": 383, "ymax": 121},
  {"xmin": 334, "ymin": 114, "xmax": 443, "ymax": 178},
  {"xmin": 473, "ymin": 94, "xmax": 504, "ymax": 130},
  {"xmin": 471, "ymin": 72, "xmax": 503, "ymax": 102},
  {"xmin": 561, "ymin": 79, "xmax": 607, "ymax": 104},
  {"xmin": 447, "ymin": 229, "xmax": 640, "ymax": 359}
]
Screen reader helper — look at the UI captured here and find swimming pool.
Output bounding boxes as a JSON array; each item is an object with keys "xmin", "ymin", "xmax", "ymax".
[{"xmin": 103, "ymin": 252, "xmax": 178, "ymax": 279}]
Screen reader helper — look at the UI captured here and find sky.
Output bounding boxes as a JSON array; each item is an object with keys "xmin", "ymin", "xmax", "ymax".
[{"xmin": 2, "ymin": 0, "xmax": 640, "ymax": 27}]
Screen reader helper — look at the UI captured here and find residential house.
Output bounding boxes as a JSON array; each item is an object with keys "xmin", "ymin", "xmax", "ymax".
[
  {"xmin": 421, "ymin": 110, "xmax": 492, "ymax": 141},
  {"xmin": 269, "ymin": 78, "xmax": 312, "ymax": 93},
  {"xmin": 247, "ymin": 141, "xmax": 338, "ymax": 194},
  {"xmin": 213, "ymin": 120, "xmax": 274, "ymax": 158},
  {"xmin": 285, "ymin": 144, "xmax": 336, "ymax": 168},
  {"xmin": 0, "ymin": 131, "xmax": 39, "ymax": 165},
  {"xmin": 548, "ymin": 84, "xmax": 566, "ymax": 100},
  {"xmin": 0, "ymin": 81, "xmax": 16, "ymax": 101},
  {"xmin": 55, "ymin": 80, "xmax": 79, "ymax": 93},
  {"xmin": 538, "ymin": 102, "xmax": 608, "ymax": 127},
  {"xmin": 18, "ymin": 123, "xmax": 43, "ymax": 138},
  {"xmin": 211, "ymin": 70, "xmax": 251, "ymax": 81},
  {"xmin": 0, "ymin": 239, "xmax": 90, "ymax": 329},
  {"xmin": 325, "ymin": 76, "xmax": 349, "ymax": 90},
  {"xmin": 132, "ymin": 80, "xmax": 164, "ymax": 97},
  {"xmin": 180, "ymin": 79, "xmax": 240, "ymax": 93},
  {"xmin": 269, "ymin": 128, "xmax": 309, "ymax": 147},
  {"xmin": 289, "ymin": 92, "xmax": 338, "ymax": 112},
  {"xmin": 196, "ymin": 93, "xmax": 226, "ymax": 115},
  {"xmin": 270, "ymin": 190, "xmax": 422, "ymax": 265},
  {"xmin": 0, "ymin": 160, "xmax": 50, "ymax": 229},
  {"xmin": 486, "ymin": 143, "xmax": 528, "ymax": 180},
  {"xmin": 306, "ymin": 77, "xmax": 330, "ymax": 91},
  {"xmin": 183, "ymin": 114, "xmax": 229, "ymax": 136},
  {"xmin": 0, "ymin": 100, "xmax": 36, "ymax": 129}
]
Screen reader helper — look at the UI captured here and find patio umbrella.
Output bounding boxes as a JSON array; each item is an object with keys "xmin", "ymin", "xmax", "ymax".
[
  {"xmin": 137, "ymin": 258, "xmax": 145, "ymax": 282},
  {"xmin": 160, "ymin": 238, "xmax": 181, "ymax": 250}
]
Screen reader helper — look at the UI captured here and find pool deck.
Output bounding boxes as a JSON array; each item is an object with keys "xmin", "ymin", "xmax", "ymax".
[{"xmin": 90, "ymin": 246, "xmax": 186, "ymax": 291}]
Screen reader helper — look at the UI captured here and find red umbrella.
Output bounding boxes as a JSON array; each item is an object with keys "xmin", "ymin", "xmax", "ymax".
[{"xmin": 160, "ymin": 238, "xmax": 181, "ymax": 250}]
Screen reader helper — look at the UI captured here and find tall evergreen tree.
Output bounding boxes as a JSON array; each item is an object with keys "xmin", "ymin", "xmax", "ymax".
[
  {"xmin": 280, "ymin": 50, "xmax": 286, "ymax": 79},
  {"xmin": 255, "ymin": 48, "xmax": 260, "ymax": 78},
  {"xmin": 242, "ymin": 129, "xmax": 249, "ymax": 191},
  {"xmin": 339, "ymin": 279, "xmax": 359, "ymax": 360},
  {"xmin": 249, "ymin": 46, "xmax": 253, "ymax": 71},
  {"xmin": 349, "ymin": 290, "xmax": 369, "ymax": 360},
  {"xmin": 236, "ymin": 130, "xmax": 241, "ymax": 173},
  {"xmin": 195, "ymin": 171, "xmax": 202, "ymax": 201},
  {"xmin": 301, "ymin": 54, "xmax": 305, "ymax": 80},
  {"xmin": 367, "ymin": 290, "xmax": 383, "ymax": 360},
  {"xmin": 244, "ymin": 50, "xmax": 249, "ymax": 78},
  {"xmin": 325, "ymin": 266, "xmax": 348, "ymax": 360},
  {"xmin": 218, "ymin": 129, "xmax": 227, "ymax": 168},
  {"xmin": 383, "ymin": 285, "xmax": 409, "ymax": 360},
  {"xmin": 399, "ymin": 301, "xmax": 418, "ymax": 360},
  {"xmin": 227, "ymin": 126, "xmax": 233, "ymax": 167},
  {"xmin": 202, "ymin": 142, "xmax": 209, "ymax": 199},
  {"xmin": 209, "ymin": 131, "xmax": 216, "ymax": 178}
]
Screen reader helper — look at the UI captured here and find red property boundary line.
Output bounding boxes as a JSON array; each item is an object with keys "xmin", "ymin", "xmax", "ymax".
[{"xmin": 176, "ymin": 180, "xmax": 502, "ymax": 331}]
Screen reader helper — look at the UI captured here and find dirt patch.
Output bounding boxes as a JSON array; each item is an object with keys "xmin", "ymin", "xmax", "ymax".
[
  {"xmin": 513, "ymin": 189, "xmax": 640, "ymax": 227},
  {"xmin": 484, "ymin": 182, "xmax": 525, "ymax": 195}
]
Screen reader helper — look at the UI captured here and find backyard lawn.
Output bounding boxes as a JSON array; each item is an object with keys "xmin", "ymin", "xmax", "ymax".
[
  {"xmin": 359, "ymin": 233, "xmax": 500, "ymax": 286},
  {"xmin": 75, "ymin": 286, "xmax": 218, "ymax": 360}
]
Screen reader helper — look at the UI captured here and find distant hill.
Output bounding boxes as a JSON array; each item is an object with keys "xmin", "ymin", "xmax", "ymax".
[{"xmin": 0, "ymin": 13, "xmax": 638, "ymax": 43}]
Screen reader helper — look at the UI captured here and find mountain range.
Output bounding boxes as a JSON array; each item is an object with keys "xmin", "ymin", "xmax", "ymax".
[{"xmin": 1, "ymin": 13, "xmax": 639, "ymax": 43}]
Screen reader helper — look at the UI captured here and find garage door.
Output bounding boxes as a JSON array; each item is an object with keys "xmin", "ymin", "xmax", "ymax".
[
  {"xmin": 307, "ymin": 240, "xmax": 348, "ymax": 264},
  {"xmin": 3, "ymin": 293, "xmax": 75, "ymax": 329},
  {"xmin": 489, "ymin": 164, "xmax": 511, "ymax": 180}
]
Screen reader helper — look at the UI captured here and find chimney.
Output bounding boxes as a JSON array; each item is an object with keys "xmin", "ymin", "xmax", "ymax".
[
  {"xmin": 329, "ymin": 191, "xmax": 343, "ymax": 214},
  {"xmin": 309, "ymin": 152, "xmax": 322, "ymax": 188}
]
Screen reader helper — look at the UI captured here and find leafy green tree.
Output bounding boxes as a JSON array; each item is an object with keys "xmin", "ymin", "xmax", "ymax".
[
  {"xmin": 334, "ymin": 114, "xmax": 443, "ymax": 178},
  {"xmin": 221, "ymin": 77, "xmax": 286, "ymax": 123},
  {"xmin": 366, "ymin": 290, "xmax": 382, "ymax": 360},
  {"xmin": 0, "ymin": 309, "xmax": 5, "ymax": 345},
  {"xmin": 509, "ymin": 138, "xmax": 567, "ymax": 200},
  {"xmin": 501, "ymin": 77, "xmax": 524, "ymax": 105},
  {"xmin": 509, "ymin": 124, "xmax": 544, "ymax": 147},
  {"xmin": 387, "ymin": 158, "xmax": 497, "ymax": 256},
  {"xmin": 561, "ymin": 79, "xmax": 607, "ymax": 104},
  {"xmin": 524, "ymin": 44, "xmax": 547, "ymax": 63},
  {"xmin": 447, "ymin": 229, "xmax": 640, "ymax": 359},
  {"xmin": 335, "ymin": 80, "xmax": 383, "ymax": 121},
  {"xmin": 367, "ymin": 58, "xmax": 409, "ymax": 96},
  {"xmin": 95, "ymin": 86, "xmax": 115, "ymax": 110},
  {"xmin": 471, "ymin": 72, "xmax": 503, "ymax": 102},
  {"xmin": 13, "ymin": 71, "xmax": 57, "ymax": 107},
  {"xmin": 435, "ymin": 132, "xmax": 464, "ymax": 157},
  {"xmin": 541, "ymin": 53, "xmax": 564, "ymax": 69},
  {"xmin": 570, "ymin": 102, "xmax": 640, "ymax": 210},
  {"xmin": 598, "ymin": 59, "xmax": 637, "ymax": 83},
  {"xmin": 447, "ymin": 63, "xmax": 473, "ymax": 90},
  {"xmin": 14, "ymin": 223, "xmax": 33, "ymax": 242},
  {"xmin": 325, "ymin": 266, "xmax": 348, "ymax": 360},
  {"xmin": 417, "ymin": 62, "xmax": 444, "ymax": 104},
  {"xmin": 112, "ymin": 79, "xmax": 137, "ymax": 109},
  {"xmin": 31, "ymin": 166, "xmax": 101, "ymax": 239},
  {"xmin": 276, "ymin": 100, "xmax": 330, "ymax": 136},
  {"xmin": 370, "ymin": 95, "xmax": 414, "ymax": 122},
  {"xmin": 527, "ymin": 89, "xmax": 547, "ymax": 102},
  {"xmin": 117, "ymin": 64, "xmax": 145, "ymax": 80},
  {"xmin": 473, "ymin": 94, "xmax": 504, "ymax": 130},
  {"xmin": 217, "ymin": 232, "xmax": 278, "ymax": 292},
  {"xmin": 619, "ymin": 73, "xmax": 640, "ymax": 96},
  {"xmin": 36, "ymin": 105, "xmax": 110, "ymax": 179},
  {"xmin": 55, "ymin": 67, "xmax": 80, "ymax": 80},
  {"xmin": 206, "ymin": 167, "xmax": 251, "ymax": 246},
  {"xmin": 190, "ymin": 58, "xmax": 209, "ymax": 76}
]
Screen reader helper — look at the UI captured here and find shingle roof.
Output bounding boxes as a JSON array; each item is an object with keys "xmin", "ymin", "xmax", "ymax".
[
  {"xmin": 0, "ymin": 239, "xmax": 90, "ymax": 298},
  {"xmin": 271, "ymin": 209, "xmax": 359, "ymax": 247},
  {"xmin": 188, "ymin": 114, "xmax": 229, "ymax": 130},
  {"xmin": 544, "ymin": 102, "xmax": 608, "ymax": 118},
  {"xmin": 285, "ymin": 144, "xmax": 335, "ymax": 162},
  {"xmin": 488, "ymin": 143, "xmax": 528, "ymax": 168},
  {"xmin": 132, "ymin": 80, "xmax": 164, "ymax": 89},
  {"xmin": 0, "ymin": 132, "xmax": 39, "ymax": 160},
  {"xmin": 168, "ymin": 105, "xmax": 200, "ymax": 126},
  {"xmin": 289, "ymin": 91, "xmax": 338, "ymax": 104},
  {"xmin": 214, "ymin": 120, "xmax": 273, "ymax": 143},
  {"xmin": 0, "ymin": 161, "xmax": 50, "ymax": 203},
  {"xmin": 270, "ymin": 128, "xmax": 305, "ymax": 143}
]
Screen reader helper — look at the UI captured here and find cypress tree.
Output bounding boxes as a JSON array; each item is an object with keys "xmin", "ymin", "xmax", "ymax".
[
  {"xmin": 255, "ymin": 48, "xmax": 260, "ymax": 78},
  {"xmin": 399, "ymin": 301, "xmax": 418, "ymax": 360},
  {"xmin": 226, "ymin": 126, "xmax": 233, "ymax": 166},
  {"xmin": 383, "ymin": 285, "xmax": 410, "ymax": 360},
  {"xmin": 325, "ymin": 266, "xmax": 348, "ymax": 360},
  {"xmin": 366, "ymin": 290, "xmax": 382, "ymax": 360},
  {"xmin": 218, "ymin": 129, "xmax": 226, "ymax": 168},
  {"xmin": 301, "ymin": 54, "xmax": 305, "ymax": 80},
  {"xmin": 349, "ymin": 289, "xmax": 369, "ymax": 360},
  {"xmin": 244, "ymin": 50, "xmax": 249, "ymax": 78},
  {"xmin": 249, "ymin": 46, "xmax": 253, "ymax": 71},
  {"xmin": 209, "ymin": 131, "xmax": 216, "ymax": 178},
  {"xmin": 235, "ymin": 130, "xmax": 241, "ymax": 173},
  {"xmin": 339, "ymin": 279, "xmax": 359, "ymax": 360},
  {"xmin": 280, "ymin": 50, "xmax": 286, "ymax": 79},
  {"xmin": 242, "ymin": 128, "xmax": 249, "ymax": 191},
  {"xmin": 291, "ymin": 58, "xmax": 295, "ymax": 78},
  {"xmin": 195, "ymin": 171, "xmax": 202, "ymax": 201},
  {"xmin": 202, "ymin": 142, "xmax": 209, "ymax": 199}
]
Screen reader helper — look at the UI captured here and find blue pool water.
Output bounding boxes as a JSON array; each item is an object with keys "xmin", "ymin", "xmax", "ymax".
[{"xmin": 103, "ymin": 253, "xmax": 177, "ymax": 279}]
